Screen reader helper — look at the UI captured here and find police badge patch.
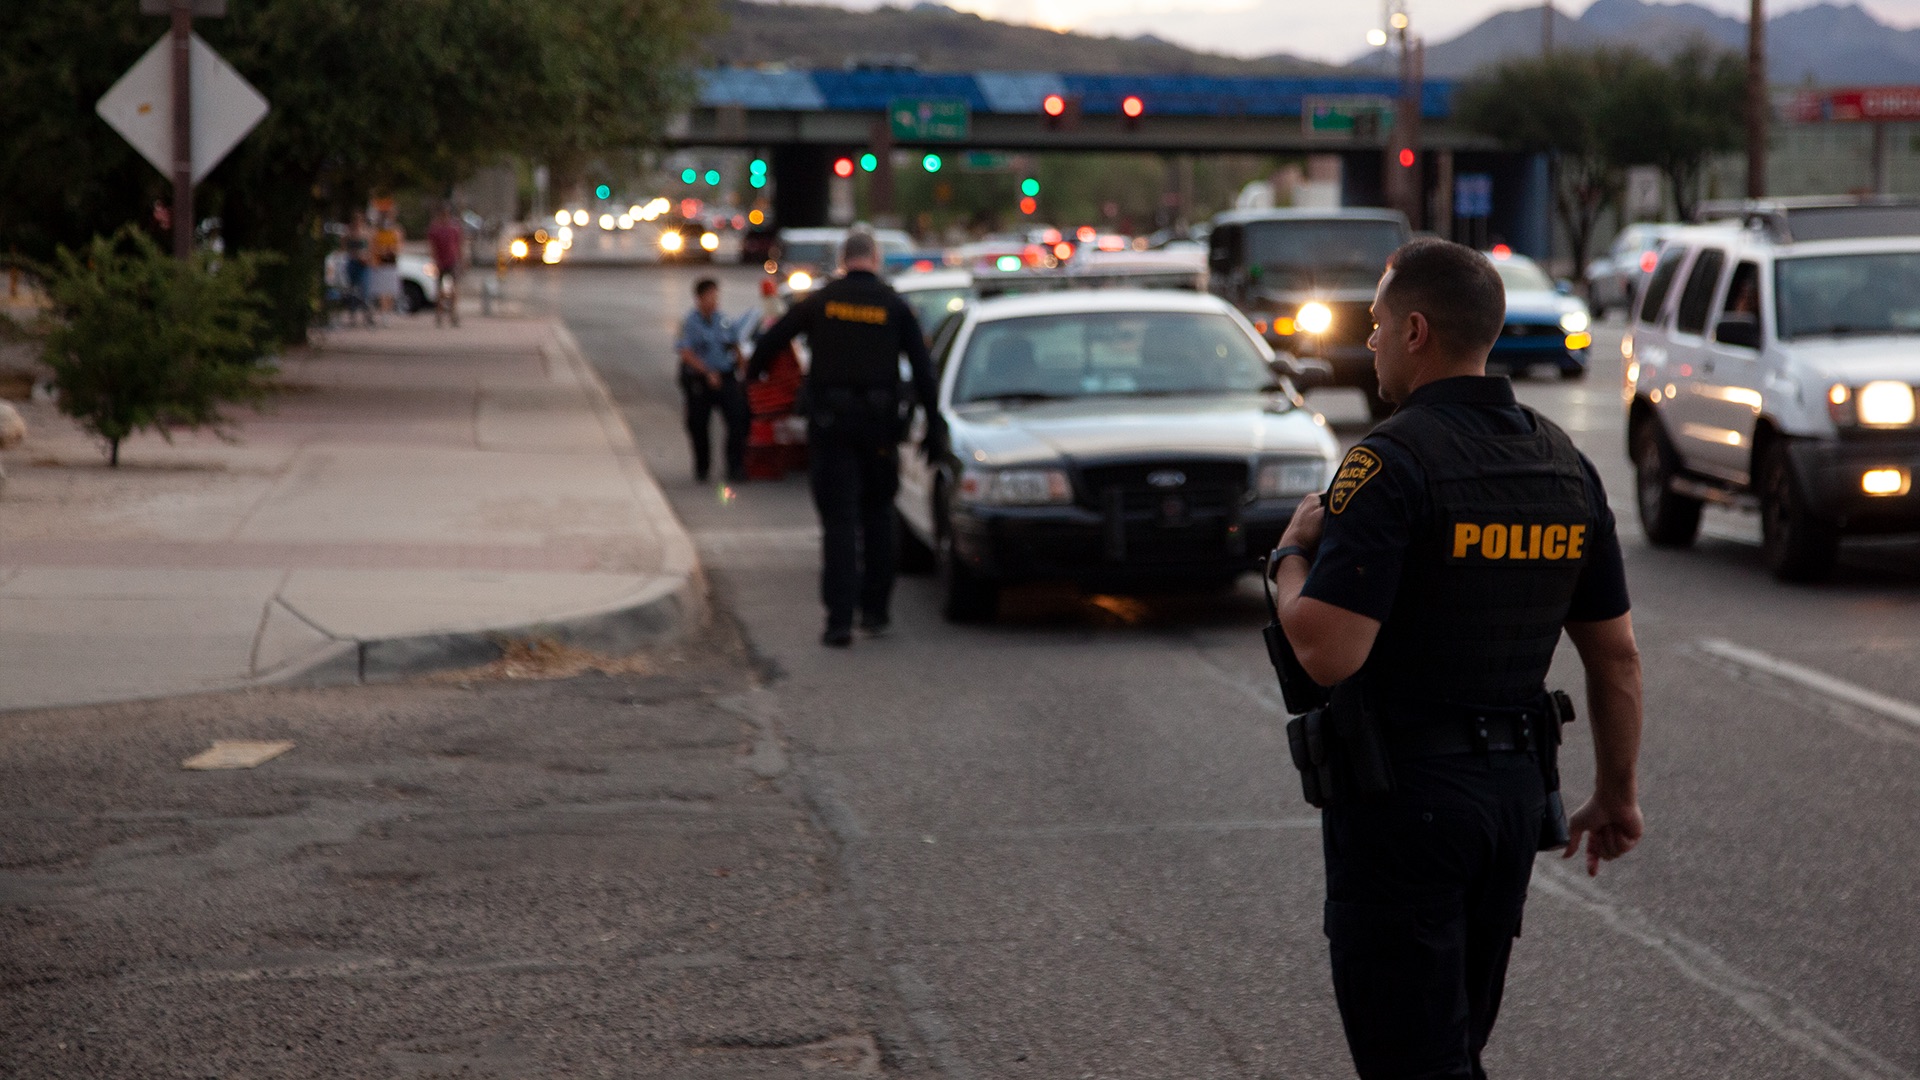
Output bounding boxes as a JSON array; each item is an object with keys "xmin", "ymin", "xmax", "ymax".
[{"xmin": 1327, "ymin": 446, "xmax": 1382, "ymax": 514}]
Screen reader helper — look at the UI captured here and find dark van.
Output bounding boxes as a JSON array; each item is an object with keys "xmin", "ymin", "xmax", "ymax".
[{"xmin": 1207, "ymin": 208, "xmax": 1410, "ymax": 418}]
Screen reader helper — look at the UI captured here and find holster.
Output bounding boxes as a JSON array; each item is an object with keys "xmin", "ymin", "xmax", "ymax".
[
  {"xmin": 1534, "ymin": 689, "xmax": 1576, "ymax": 851},
  {"xmin": 1283, "ymin": 686, "xmax": 1394, "ymax": 809}
]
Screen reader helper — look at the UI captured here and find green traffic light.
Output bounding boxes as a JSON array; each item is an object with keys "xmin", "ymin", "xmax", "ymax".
[
  {"xmin": 1020, "ymin": 177, "xmax": 1040, "ymax": 197},
  {"xmin": 595, "ymin": 184, "xmax": 611, "ymax": 200},
  {"xmin": 681, "ymin": 168, "xmax": 696, "ymax": 184},
  {"xmin": 922, "ymin": 154, "xmax": 941, "ymax": 173},
  {"xmin": 749, "ymin": 158, "xmax": 767, "ymax": 175},
  {"xmin": 750, "ymin": 175, "xmax": 766, "ymax": 189},
  {"xmin": 859, "ymin": 153, "xmax": 877, "ymax": 172},
  {"xmin": 704, "ymin": 170, "xmax": 720, "ymax": 186}
]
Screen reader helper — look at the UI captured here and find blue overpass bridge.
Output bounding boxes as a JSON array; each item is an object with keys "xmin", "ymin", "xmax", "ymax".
[{"xmin": 677, "ymin": 67, "xmax": 1550, "ymax": 255}]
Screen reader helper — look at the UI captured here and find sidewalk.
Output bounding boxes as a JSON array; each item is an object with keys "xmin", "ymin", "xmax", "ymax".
[{"xmin": 0, "ymin": 315, "xmax": 702, "ymax": 713}]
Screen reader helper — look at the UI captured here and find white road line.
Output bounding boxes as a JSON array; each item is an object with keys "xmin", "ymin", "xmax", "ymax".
[
  {"xmin": 1532, "ymin": 862, "xmax": 1917, "ymax": 1080},
  {"xmin": 1697, "ymin": 638, "xmax": 1920, "ymax": 732}
]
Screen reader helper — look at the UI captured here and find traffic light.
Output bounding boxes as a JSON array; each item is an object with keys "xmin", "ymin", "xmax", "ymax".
[
  {"xmin": 749, "ymin": 157, "xmax": 768, "ymax": 189},
  {"xmin": 703, "ymin": 169, "xmax": 720, "ymax": 186},
  {"xmin": 922, "ymin": 153, "xmax": 942, "ymax": 173},
  {"xmin": 681, "ymin": 168, "xmax": 696, "ymax": 184},
  {"xmin": 1019, "ymin": 196, "xmax": 1037, "ymax": 215},
  {"xmin": 859, "ymin": 153, "xmax": 878, "ymax": 172},
  {"xmin": 1122, "ymin": 95, "xmax": 1144, "ymax": 131},
  {"xmin": 832, "ymin": 157, "xmax": 855, "ymax": 178},
  {"xmin": 1042, "ymin": 93, "xmax": 1080, "ymax": 131},
  {"xmin": 595, "ymin": 184, "xmax": 611, "ymax": 200},
  {"xmin": 1398, "ymin": 148, "xmax": 1416, "ymax": 168},
  {"xmin": 1020, "ymin": 177, "xmax": 1040, "ymax": 197}
]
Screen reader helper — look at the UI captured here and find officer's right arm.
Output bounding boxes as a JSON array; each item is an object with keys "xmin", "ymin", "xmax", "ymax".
[{"xmin": 1561, "ymin": 614, "xmax": 1644, "ymax": 877}]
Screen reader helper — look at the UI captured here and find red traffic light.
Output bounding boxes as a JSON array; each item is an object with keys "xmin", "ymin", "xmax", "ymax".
[
  {"xmin": 1043, "ymin": 94, "xmax": 1066, "ymax": 117},
  {"xmin": 1121, "ymin": 95, "xmax": 1144, "ymax": 119},
  {"xmin": 1398, "ymin": 148, "xmax": 1416, "ymax": 168},
  {"xmin": 832, "ymin": 157, "xmax": 855, "ymax": 178},
  {"xmin": 1020, "ymin": 196, "xmax": 1038, "ymax": 215}
]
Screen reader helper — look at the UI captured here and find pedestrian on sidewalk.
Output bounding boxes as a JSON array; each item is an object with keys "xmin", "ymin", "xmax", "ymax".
[
  {"xmin": 428, "ymin": 204, "xmax": 464, "ymax": 328},
  {"xmin": 747, "ymin": 230, "xmax": 946, "ymax": 647},
  {"xmin": 343, "ymin": 212, "xmax": 374, "ymax": 326},
  {"xmin": 675, "ymin": 278, "xmax": 748, "ymax": 484},
  {"xmin": 369, "ymin": 212, "xmax": 404, "ymax": 318}
]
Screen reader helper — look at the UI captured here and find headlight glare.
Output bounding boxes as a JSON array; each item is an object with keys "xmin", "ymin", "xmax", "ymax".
[
  {"xmin": 1559, "ymin": 310, "xmax": 1590, "ymax": 334},
  {"xmin": 1857, "ymin": 381, "xmax": 1916, "ymax": 426},
  {"xmin": 958, "ymin": 467, "xmax": 1072, "ymax": 506},
  {"xmin": 1296, "ymin": 301, "xmax": 1334, "ymax": 335},
  {"xmin": 1257, "ymin": 459, "xmax": 1329, "ymax": 499},
  {"xmin": 788, "ymin": 271, "xmax": 813, "ymax": 291}
]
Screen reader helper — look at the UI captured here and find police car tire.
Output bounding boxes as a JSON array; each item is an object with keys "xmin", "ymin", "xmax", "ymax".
[
  {"xmin": 1759, "ymin": 442, "xmax": 1840, "ymax": 582},
  {"xmin": 1632, "ymin": 421, "xmax": 1702, "ymax": 548},
  {"xmin": 936, "ymin": 508, "xmax": 999, "ymax": 622},
  {"xmin": 897, "ymin": 509, "xmax": 937, "ymax": 575}
]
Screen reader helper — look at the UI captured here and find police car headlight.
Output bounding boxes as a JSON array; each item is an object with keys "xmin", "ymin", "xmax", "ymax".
[
  {"xmin": 1559, "ymin": 310, "xmax": 1590, "ymax": 334},
  {"xmin": 1258, "ymin": 459, "xmax": 1330, "ymax": 499},
  {"xmin": 957, "ymin": 467, "xmax": 1072, "ymax": 506},
  {"xmin": 1856, "ymin": 381, "xmax": 1917, "ymax": 427},
  {"xmin": 1296, "ymin": 302, "xmax": 1334, "ymax": 336},
  {"xmin": 788, "ymin": 271, "xmax": 813, "ymax": 292}
]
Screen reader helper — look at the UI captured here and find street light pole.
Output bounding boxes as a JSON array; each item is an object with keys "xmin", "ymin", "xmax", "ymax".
[
  {"xmin": 170, "ymin": 0, "xmax": 193, "ymax": 260},
  {"xmin": 1747, "ymin": 0, "xmax": 1767, "ymax": 198}
]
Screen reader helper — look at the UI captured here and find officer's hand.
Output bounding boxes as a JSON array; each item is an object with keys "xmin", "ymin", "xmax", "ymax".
[
  {"xmin": 1563, "ymin": 793, "xmax": 1644, "ymax": 877},
  {"xmin": 920, "ymin": 417, "xmax": 949, "ymax": 464},
  {"xmin": 1280, "ymin": 492, "xmax": 1327, "ymax": 555}
]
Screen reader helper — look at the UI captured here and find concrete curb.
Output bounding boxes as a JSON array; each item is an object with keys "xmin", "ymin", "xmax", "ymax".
[{"xmin": 258, "ymin": 319, "xmax": 708, "ymax": 690}]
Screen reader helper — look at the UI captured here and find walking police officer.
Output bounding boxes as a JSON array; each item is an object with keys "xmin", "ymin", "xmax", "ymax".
[
  {"xmin": 748, "ymin": 230, "xmax": 946, "ymax": 647},
  {"xmin": 1267, "ymin": 239, "xmax": 1644, "ymax": 1079}
]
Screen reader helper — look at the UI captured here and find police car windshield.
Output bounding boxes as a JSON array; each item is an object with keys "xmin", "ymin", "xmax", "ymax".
[
  {"xmin": 1489, "ymin": 256, "xmax": 1554, "ymax": 293},
  {"xmin": 954, "ymin": 311, "xmax": 1276, "ymax": 404},
  {"xmin": 780, "ymin": 241, "xmax": 838, "ymax": 268},
  {"xmin": 1776, "ymin": 252, "xmax": 1920, "ymax": 340},
  {"xmin": 1246, "ymin": 220, "xmax": 1402, "ymax": 290},
  {"xmin": 901, "ymin": 288, "xmax": 970, "ymax": 332}
]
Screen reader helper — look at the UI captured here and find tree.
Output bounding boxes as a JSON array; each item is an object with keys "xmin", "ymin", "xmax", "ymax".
[
  {"xmin": 1455, "ymin": 51, "xmax": 1625, "ymax": 277},
  {"xmin": 1596, "ymin": 44, "xmax": 1747, "ymax": 223},
  {"xmin": 0, "ymin": 0, "xmax": 720, "ymax": 342},
  {"xmin": 37, "ymin": 228, "xmax": 277, "ymax": 467}
]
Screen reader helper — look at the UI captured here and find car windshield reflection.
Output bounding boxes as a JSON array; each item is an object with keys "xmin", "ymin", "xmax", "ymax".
[
  {"xmin": 1777, "ymin": 252, "xmax": 1920, "ymax": 340},
  {"xmin": 953, "ymin": 311, "xmax": 1276, "ymax": 404}
]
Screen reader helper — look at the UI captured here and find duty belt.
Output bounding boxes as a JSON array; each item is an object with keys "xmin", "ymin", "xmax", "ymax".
[{"xmin": 1379, "ymin": 701, "xmax": 1545, "ymax": 759}]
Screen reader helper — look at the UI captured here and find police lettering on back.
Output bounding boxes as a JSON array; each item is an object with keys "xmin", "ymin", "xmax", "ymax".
[{"xmin": 1451, "ymin": 521, "xmax": 1586, "ymax": 561}]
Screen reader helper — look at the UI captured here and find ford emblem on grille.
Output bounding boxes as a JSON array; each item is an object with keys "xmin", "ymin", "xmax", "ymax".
[{"xmin": 1146, "ymin": 469, "xmax": 1186, "ymax": 488}]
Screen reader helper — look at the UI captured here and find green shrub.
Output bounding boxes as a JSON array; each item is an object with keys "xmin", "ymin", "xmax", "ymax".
[{"xmin": 38, "ymin": 227, "xmax": 277, "ymax": 466}]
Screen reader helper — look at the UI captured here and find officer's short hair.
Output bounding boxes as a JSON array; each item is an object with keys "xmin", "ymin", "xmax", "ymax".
[
  {"xmin": 841, "ymin": 229, "xmax": 878, "ymax": 266},
  {"xmin": 1380, "ymin": 239, "xmax": 1506, "ymax": 355},
  {"xmin": 693, "ymin": 278, "xmax": 718, "ymax": 298}
]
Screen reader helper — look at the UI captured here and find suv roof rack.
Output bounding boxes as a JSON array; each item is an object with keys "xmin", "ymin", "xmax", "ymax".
[{"xmin": 1693, "ymin": 196, "xmax": 1920, "ymax": 243}]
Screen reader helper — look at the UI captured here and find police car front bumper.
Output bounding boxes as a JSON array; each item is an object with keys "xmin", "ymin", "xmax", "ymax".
[
  {"xmin": 1788, "ymin": 434, "xmax": 1920, "ymax": 532},
  {"xmin": 950, "ymin": 501, "xmax": 1297, "ymax": 586},
  {"xmin": 1488, "ymin": 337, "xmax": 1587, "ymax": 373}
]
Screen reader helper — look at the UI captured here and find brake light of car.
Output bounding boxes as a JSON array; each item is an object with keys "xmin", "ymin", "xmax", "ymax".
[
  {"xmin": 1053, "ymin": 242, "xmax": 1073, "ymax": 261},
  {"xmin": 1639, "ymin": 250, "xmax": 1659, "ymax": 273}
]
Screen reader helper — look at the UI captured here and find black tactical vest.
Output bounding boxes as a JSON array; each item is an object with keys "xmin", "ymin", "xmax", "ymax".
[
  {"xmin": 804, "ymin": 273, "xmax": 909, "ymax": 390},
  {"xmin": 1357, "ymin": 403, "xmax": 1596, "ymax": 710}
]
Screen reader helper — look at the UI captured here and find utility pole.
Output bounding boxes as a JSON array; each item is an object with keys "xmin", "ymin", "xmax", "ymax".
[
  {"xmin": 1747, "ymin": 0, "xmax": 1767, "ymax": 198},
  {"xmin": 170, "ymin": 0, "xmax": 193, "ymax": 260}
]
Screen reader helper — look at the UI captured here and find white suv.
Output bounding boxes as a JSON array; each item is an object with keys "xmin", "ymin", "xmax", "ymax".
[{"xmin": 1625, "ymin": 200, "xmax": 1920, "ymax": 580}]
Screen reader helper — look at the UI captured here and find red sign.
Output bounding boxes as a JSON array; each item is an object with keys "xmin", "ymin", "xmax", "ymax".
[{"xmin": 1788, "ymin": 87, "xmax": 1920, "ymax": 123}]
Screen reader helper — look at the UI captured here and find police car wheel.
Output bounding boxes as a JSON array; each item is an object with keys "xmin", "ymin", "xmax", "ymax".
[
  {"xmin": 897, "ymin": 509, "xmax": 936, "ymax": 575},
  {"xmin": 1632, "ymin": 421, "xmax": 1702, "ymax": 548},
  {"xmin": 935, "ymin": 507, "xmax": 998, "ymax": 623},
  {"xmin": 1759, "ymin": 442, "xmax": 1839, "ymax": 582}
]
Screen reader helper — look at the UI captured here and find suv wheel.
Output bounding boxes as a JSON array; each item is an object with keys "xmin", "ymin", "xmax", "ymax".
[
  {"xmin": 1759, "ymin": 442, "xmax": 1839, "ymax": 582},
  {"xmin": 936, "ymin": 503, "xmax": 998, "ymax": 622},
  {"xmin": 1632, "ymin": 421, "xmax": 1702, "ymax": 547}
]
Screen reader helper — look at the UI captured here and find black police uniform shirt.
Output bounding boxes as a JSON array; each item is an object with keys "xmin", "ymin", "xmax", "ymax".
[
  {"xmin": 747, "ymin": 270, "xmax": 940, "ymax": 409},
  {"xmin": 1302, "ymin": 375, "xmax": 1630, "ymax": 626}
]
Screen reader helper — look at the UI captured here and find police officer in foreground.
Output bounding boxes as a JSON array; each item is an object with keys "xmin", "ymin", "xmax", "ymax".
[
  {"xmin": 1266, "ymin": 238, "xmax": 1645, "ymax": 1079},
  {"xmin": 748, "ymin": 230, "xmax": 946, "ymax": 647}
]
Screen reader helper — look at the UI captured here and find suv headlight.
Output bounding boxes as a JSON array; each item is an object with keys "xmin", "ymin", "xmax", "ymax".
[
  {"xmin": 1296, "ymin": 301, "xmax": 1334, "ymax": 335},
  {"xmin": 957, "ymin": 467, "xmax": 1072, "ymax": 506},
  {"xmin": 1559, "ymin": 310, "xmax": 1590, "ymax": 334},
  {"xmin": 1834, "ymin": 381, "xmax": 1918, "ymax": 427},
  {"xmin": 1256, "ymin": 459, "xmax": 1329, "ymax": 499}
]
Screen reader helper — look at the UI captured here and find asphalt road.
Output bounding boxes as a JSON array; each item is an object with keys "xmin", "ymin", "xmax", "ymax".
[{"xmin": 529, "ymin": 260, "xmax": 1920, "ymax": 1079}]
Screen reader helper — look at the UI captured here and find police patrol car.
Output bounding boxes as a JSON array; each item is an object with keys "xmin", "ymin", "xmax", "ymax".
[{"xmin": 1625, "ymin": 198, "xmax": 1920, "ymax": 580}]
